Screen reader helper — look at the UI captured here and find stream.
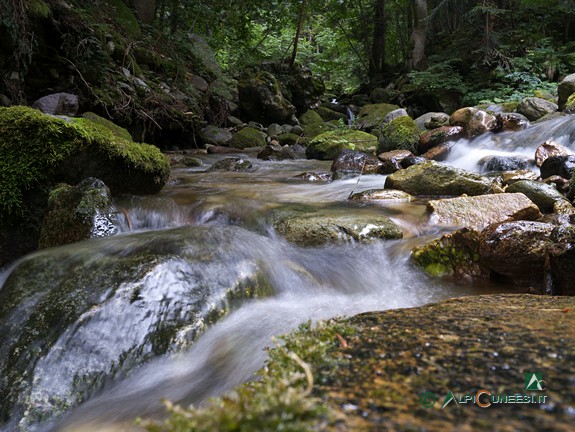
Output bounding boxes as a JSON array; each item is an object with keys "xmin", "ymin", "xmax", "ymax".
[{"xmin": 1, "ymin": 115, "xmax": 574, "ymax": 431}]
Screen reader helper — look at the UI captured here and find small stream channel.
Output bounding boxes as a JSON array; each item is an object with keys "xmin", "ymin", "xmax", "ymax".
[{"xmin": 2, "ymin": 115, "xmax": 575, "ymax": 431}]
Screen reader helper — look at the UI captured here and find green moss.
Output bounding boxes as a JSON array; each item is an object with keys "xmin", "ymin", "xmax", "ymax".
[
  {"xmin": 357, "ymin": 103, "xmax": 399, "ymax": 130},
  {"xmin": 379, "ymin": 116, "xmax": 420, "ymax": 154},
  {"xmin": 82, "ymin": 112, "xmax": 133, "ymax": 141},
  {"xmin": 565, "ymin": 93, "xmax": 575, "ymax": 111},
  {"xmin": 140, "ymin": 321, "xmax": 350, "ymax": 431},
  {"xmin": 229, "ymin": 127, "xmax": 266, "ymax": 149},
  {"xmin": 314, "ymin": 106, "xmax": 347, "ymax": 122},
  {"xmin": 27, "ymin": 0, "xmax": 51, "ymax": 18},
  {"xmin": 278, "ymin": 133, "xmax": 305, "ymax": 146},
  {"xmin": 0, "ymin": 106, "xmax": 169, "ymax": 229},
  {"xmin": 300, "ymin": 110, "xmax": 327, "ymax": 139},
  {"xmin": 500, "ymin": 101, "xmax": 519, "ymax": 112},
  {"xmin": 306, "ymin": 129, "xmax": 378, "ymax": 160},
  {"xmin": 105, "ymin": 0, "xmax": 141, "ymax": 37}
]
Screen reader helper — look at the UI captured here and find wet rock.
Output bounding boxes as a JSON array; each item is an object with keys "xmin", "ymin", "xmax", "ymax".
[
  {"xmin": 449, "ymin": 107, "xmax": 497, "ymax": 138},
  {"xmin": 200, "ymin": 125, "xmax": 233, "ymax": 146},
  {"xmin": 278, "ymin": 133, "xmax": 305, "ymax": 147},
  {"xmin": 414, "ymin": 112, "xmax": 449, "ymax": 130},
  {"xmin": 412, "ymin": 228, "xmax": 486, "ymax": 278},
  {"xmin": 271, "ymin": 208, "xmax": 402, "ymax": 246},
  {"xmin": 495, "ymin": 112, "xmax": 529, "ymax": 131},
  {"xmin": 540, "ymin": 155, "xmax": 575, "ymax": 179},
  {"xmin": 545, "ymin": 175, "xmax": 570, "ymax": 193},
  {"xmin": 385, "ymin": 161, "xmax": 495, "ymax": 196},
  {"xmin": 206, "ymin": 144, "xmax": 241, "ymax": 154},
  {"xmin": 506, "ymin": 180, "xmax": 567, "ymax": 213},
  {"xmin": 427, "ymin": 193, "xmax": 542, "ymax": 230},
  {"xmin": 479, "ymin": 220, "xmax": 555, "ymax": 287},
  {"xmin": 516, "ymin": 97, "xmax": 558, "ymax": 121},
  {"xmin": 207, "ymin": 157, "xmax": 252, "ymax": 172},
  {"xmin": 421, "ymin": 143, "xmax": 451, "ymax": 161},
  {"xmin": 349, "ymin": 189, "xmax": 413, "ymax": 201},
  {"xmin": 330, "ymin": 149, "xmax": 383, "ymax": 179},
  {"xmin": 382, "ymin": 108, "xmax": 408, "ymax": 125},
  {"xmin": 32, "ymin": 92, "xmax": 79, "ymax": 116},
  {"xmin": 257, "ymin": 144, "xmax": 297, "ymax": 161},
  {"xmin": 229, "ymin": 127, "xmax": 267, "ymax": 149},
  {"xmin": 557, "ymin": 73, "xmax": 575, "ymax": 110},
  {"xmin": 0, "ymin": 226, "xmax": 276, "ymax": 428},
  {"xmin": 500, "ymin": 169, "xmax": 539, "ymax": 185},
  {"xmin": 266, "ymin": 123, "xmax": 284, "ymax": 138},
  {"xmin": 378, "ymin": 115, "xmax": 420, "ymax": 154},
  {"xmin": 292, "ymin": 171, "xmax": 332, "ymax": 182},
  {"xmin": 283, "ymin": 295, "xmax": 575, "ymax": 431},
  {"xmin": 418, "ymin": 126, "xmax": 464, "ymax": 153},
  {"xmin": 306, "ymin": 130, "xmax": 378, "ymax": 160},
  {"xmin": 478, "ymin": 155, "xmax": 532, "ymax": 172},
  {"xmin": 356, "ymin": 103, "xmax": 399, "ymax": 132},
  {"xmin": 39, "ymin": 178, "xmax": 118, "ymax": 249},
  {"xmin": 377, "ymin": 149, "xmax": 412, "ymax": 174},
  {"xmin": 400, "ymin": 155, "xmax": 427, "ymax": 169},
  {"xmin": 535, "ymin": 141, "xmax": 571, "ymax": 167},
  {"xmin": 237, "ymin": 70, "xmax": 296, "ymax": 124}
]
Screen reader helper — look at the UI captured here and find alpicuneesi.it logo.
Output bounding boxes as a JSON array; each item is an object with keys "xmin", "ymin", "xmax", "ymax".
[{"xmin": 419, "ymin": 372, "xmax": 548, "ymax": 409}]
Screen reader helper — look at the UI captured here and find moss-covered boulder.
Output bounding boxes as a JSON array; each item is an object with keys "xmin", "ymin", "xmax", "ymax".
[
  {"xmin": 356, "ymin": 103, "xmax": 399, "ymax": 131},
  {"xmin": 516, "ymin": 97, "xmax": 558, "ymax": 122},
  {"xmin": 558, "ymin": 73, "xmax": 575, "ymax": 110},
  {"xmin": 81, "ymin": 112, "xmax": 133, "ymax": 140},
  {"xmin": 299, "ymin": 109, "xmax": 329, "ymax": 139},
  {"xmin": 378, "ymin": 115, "xmax": 420, "ymax": 154},
  {"xmin": 0, "ymin": 106, "xmax": 169, "ymax": 264},
  {"xmin": 39, "ymin": 178, "xmax": 118, "ymax": 249},
  {"xmin": 385, "ymin": 161, "xmax": 495, "ymax": 196},
  {"xmin": 314, "ymin": 106, "xmax": 347, "ymax": 122},
  {"xmin": 229, "ymin": 127, "xmax": 267, "ymax": 149},
  {"xmin": 270, "ymin": 206, "xmax": 402, "ymax": 246},
  {"xmin": 0, "ymin": 226, "xmax": 276, "ymax": 429},
  {"xmin": 306, "ymin": 130, "xmax": 378, "ymax": 160}
]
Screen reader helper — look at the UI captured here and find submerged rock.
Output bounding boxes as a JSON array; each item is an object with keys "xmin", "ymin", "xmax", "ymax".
[
  {"xmin": 292, "ymin": 171, "xmax": 333, "ymax": 182},
  {"xmin": 330, "ymin": 149, "xmax": 383, "ymax": 179},
  {"xmin": 427, "ymin": 193, "xmax": 542, "ymax": 230},
  {"xmin": 349, "ymin": 189, "xmax": 413, "ymax": 201},
  {"xmin": 207, "ymin": 157, "xmax": 252, "ymax": 172},
  {"xmin": 0, "ymin": 226, "xmax": 277, "ymax": 430},
  {"xmin": 385, "ymin": 161, "xmax": 495, "ymax": 196}
]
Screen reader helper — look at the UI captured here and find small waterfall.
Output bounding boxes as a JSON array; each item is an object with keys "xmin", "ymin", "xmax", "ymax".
[{"xmin": 346, "ymin": 106, "xmax": 355, "ymax": 126}]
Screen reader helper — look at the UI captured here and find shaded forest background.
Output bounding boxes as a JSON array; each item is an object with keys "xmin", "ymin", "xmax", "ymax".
[{"xmin": 1, "ymin": 0, "xmax": 575, "ymax": 142}]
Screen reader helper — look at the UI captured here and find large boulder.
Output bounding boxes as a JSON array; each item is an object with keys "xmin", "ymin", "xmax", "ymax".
[
  {"xmin": 516, "ymin": 97, "xmax": 558, "ymax": 122},
  {"xmin": 39, "ymin": 178, "xmax": 118, "ymax": 249},
  {"xmin": 449, "ymin": 107, "xmax": 497, "ymax": 138},
  {"xmin": 237, "ymin": 70, "xmax": 296, "ymax": 125},
  {"xmin": 479, "ymin": 221, "xmax": 555, "ymax": 287},
  {"xmin": 506, "ymin": 180, "xmax": 568, "ymax": 213},
  {"xmin": 306, "ymin": 130, "xmax": 378, "ymax": 160},
  {"xmin": 557, "ymin": 73, "xmax": 575, "ymax": 110},
  {"xmin": 534, "ymin": 141, "xmax": 571, "ymax": 167},
  {"xmin": 0, "ymin": 106, "xmax": 169, "ymax": 265},
  {"xmin": 385, "ymin": 161, "xmax": 495, "ymax": 196},
  {"xmin": 378, "ymin": 115, "xmax": 420, "ymax": 154},
  {"xmin": 299, "ymin": 109, "xmax": 329, "ymax": 139},
  {"xmin": 199, "ymin": 125, "xmax": 233, "ymax": 146},
  {"xmin": 418, "ymin": 126, "xmax": 464, "ymax": 154},
  {"xmin": 377, "ymin": 149, "xmax": 413, "ymax": 174},
  {"xmin": 270, "ymin": 207, "xmax": 402, "ymax": 246},
  {"xmin": 540, "ymin": 155, "xmax": 575, "ymax": 179},
  {"xmin": 0, "ymin": 226, "xmax": 277, "ymax": 429},
  {"xmin": 547, "ymin": 225, "xmax": 575, "ymax": 295},
  {"xmin": 414, "ymin": 112, "xmax": 450, "ymax": 130},
  {"xmin": 426, "ymin": 193, "xmax": 542, "ymax": 230}
]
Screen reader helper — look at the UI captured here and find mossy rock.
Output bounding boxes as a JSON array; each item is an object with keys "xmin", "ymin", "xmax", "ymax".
[
  {"xmin": 314, "ymin": 106, "xmax": 347, "ymax": 122},
  {"xmin": 82, "ymin": 112, "xmax": 133, "ymax": 141},
  {"xmin": 106, "ymin": 0, "xmax": 141, "ymax": 38},
  {"xmin": 299, "ymin": 109, "xmax": 328, "ymax": 139},
  {"xmin": 565, "ymin": 93, "xmax": 575, "ymax": 111},
  {"xmin": 357, "ymin": 103, "xmax": 399, "ymax": 131},
  {"xmin": 306, "ymin": 130, "xmax": 378, "ymax": 160},
  {"xmin": 379, "ymin": 115, "xmax": 420, "ymax": 154},
  {"xmin": 0, "ymin": 106, "xmax": 169, "ymax": 230},
  {"xmin": 229, "ymin": 127, "xmax": 267, "ymax": 149},
  {"xmin": 38, "ymin": 178, "xmax": 118, "ymax": 249},
  {"xmin": 278, "ymin": 133, "xmax": 305, "ymax": 146}
]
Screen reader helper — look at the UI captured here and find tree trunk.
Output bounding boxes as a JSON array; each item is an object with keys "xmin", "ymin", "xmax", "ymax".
[
  {"xmin": 408, "ymin": 0, "xmax": 428, "ymax": 71},
  {"xmin": 289, "ymin": 0, "xmax": 308, "ymax": 68},
  {"xmin": 369, "ymin": 0, "xmax": 386, "ymax": 80}
]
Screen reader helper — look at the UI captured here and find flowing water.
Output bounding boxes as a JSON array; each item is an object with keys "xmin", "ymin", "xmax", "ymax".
[{"xmin": 2, "ymin": 115, "xmax": 575, "ymax": 432}]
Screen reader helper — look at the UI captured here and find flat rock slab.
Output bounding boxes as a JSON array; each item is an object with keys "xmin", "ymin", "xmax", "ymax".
[
  {"xmin": 427, "ymin": 193, "xmax": 542, "ymax": 229},
  {"xmin": 317, "ymin": 294, "xmax": 575, "ymax": 431}
]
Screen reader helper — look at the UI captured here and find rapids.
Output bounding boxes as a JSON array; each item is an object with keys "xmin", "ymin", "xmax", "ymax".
[{"xmin": 2, "ymin": 115, "xmax": 575, "ymax": 432}]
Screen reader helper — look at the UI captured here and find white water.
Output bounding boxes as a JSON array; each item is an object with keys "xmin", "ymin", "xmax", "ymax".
[{"xmin": 3, "ymin": 116, "xmax": 575, "ymax": 431}]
